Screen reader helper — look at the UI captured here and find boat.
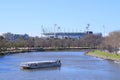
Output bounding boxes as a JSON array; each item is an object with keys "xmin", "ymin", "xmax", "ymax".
[{"xmin": 20, "ymin": 60, "xmax": 61, "ymax": 69}]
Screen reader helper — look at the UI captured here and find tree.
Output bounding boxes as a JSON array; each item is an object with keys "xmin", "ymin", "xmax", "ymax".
[
  {"xmin": 82, "ymin": 34, "xmax": 103, "ymax": 48},
  {"xmin": 102, "ymin": 30, "xmax": 120, "ymax": 54}
]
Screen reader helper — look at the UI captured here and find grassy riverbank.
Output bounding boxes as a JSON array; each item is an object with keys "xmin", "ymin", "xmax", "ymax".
[{"xmin": 86, "ymin": 50, "xmax": 120, "ymax": 61}]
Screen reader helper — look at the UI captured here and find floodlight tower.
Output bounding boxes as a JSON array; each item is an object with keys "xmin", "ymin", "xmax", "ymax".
[
  {"xmin": 54, "ymin": 24, "xmax": 57, "ymax": 38},
  {"xmin": 86, "ymin": 24, "xmax": 90, "ymax": 32},
  {"xmin": 41, "ymin": 25, "xmax": 45, "ymax": 37},
  {"xmin": 103, "ymin": 25, "xmax": 105, "ymax": 37}
]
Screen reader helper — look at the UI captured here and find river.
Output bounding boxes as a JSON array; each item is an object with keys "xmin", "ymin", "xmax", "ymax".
[{"xmin": 0, "ymin": 51, "xmax": 120, "ymax": 80}]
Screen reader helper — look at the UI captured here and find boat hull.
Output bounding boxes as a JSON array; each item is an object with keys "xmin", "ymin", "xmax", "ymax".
[{"xmin": 20, "ymin": 60, "xmax": 61, "ymax": 69}]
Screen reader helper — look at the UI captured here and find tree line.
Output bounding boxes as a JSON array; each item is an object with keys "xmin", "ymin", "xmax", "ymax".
[
  {"xmin": 0, "ymin": 34, "xmax": 102, "ymax": 49},
  {"xmin": 0, "ymin": 30, "xmax": 120, "ymax": 53}
]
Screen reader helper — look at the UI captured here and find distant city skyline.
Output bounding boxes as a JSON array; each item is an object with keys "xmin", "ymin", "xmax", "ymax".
[{"xmin": 0, "ymin": 0, "xmax": 120, "ymax": 36}]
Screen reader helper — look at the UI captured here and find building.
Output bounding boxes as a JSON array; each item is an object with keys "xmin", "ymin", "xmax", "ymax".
[
  {"xmin": 43, "ymin": 31, "xmax": 101, "ymax": 39},
  {"xmin": 2, "ymin": 32, "xmax": 14, "ymax": 41},
  {"xmin": 2, "ymin": 32, "xmax": 29, "ymax": 41}
]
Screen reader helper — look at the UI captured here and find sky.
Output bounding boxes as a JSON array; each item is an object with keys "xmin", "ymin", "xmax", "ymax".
[{"xmin": 0, "ymin": 0, "xmax": 120, "ymax": 36}]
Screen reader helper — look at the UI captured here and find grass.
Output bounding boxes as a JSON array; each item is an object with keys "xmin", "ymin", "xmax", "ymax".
[{"xmin": 88, "ymin": 50, "xmax": 120, "ymax": 60}]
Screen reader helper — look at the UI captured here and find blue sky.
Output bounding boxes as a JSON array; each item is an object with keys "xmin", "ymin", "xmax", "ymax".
[{"xmin": 0, "ymin": 0, "xmax": 120, "ymax": 36}]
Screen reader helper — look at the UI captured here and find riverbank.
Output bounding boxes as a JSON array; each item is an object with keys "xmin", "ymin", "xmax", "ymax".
[
  {"xmin": 86, "ymin": 50, "xmax": 120, "ymax": 61},
  {"xmin": 0, "ymin": 47, "xmax": 94, "ymax": 55},
  {"xmin": 0, "ymin": 47, "xmax": 44, "ymax": 55}
]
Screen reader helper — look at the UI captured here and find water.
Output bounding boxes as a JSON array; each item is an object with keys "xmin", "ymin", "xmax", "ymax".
[{"xmin": 0, "ymin": 51, "xmax": 120, "ymax": 80}]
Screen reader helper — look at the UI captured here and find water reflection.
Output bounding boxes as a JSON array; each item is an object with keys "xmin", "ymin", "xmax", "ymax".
[{"xmin": 21, "ymin": 67, "xmax": 61, "ymax": 72}]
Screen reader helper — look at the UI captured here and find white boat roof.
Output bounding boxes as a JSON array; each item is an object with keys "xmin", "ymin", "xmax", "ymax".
[{"xmin": 21, "ymin": 60, "xmax": 57, "ymax": 64}]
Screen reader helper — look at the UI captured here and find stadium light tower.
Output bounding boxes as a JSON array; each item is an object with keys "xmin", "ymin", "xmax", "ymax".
[
  {"xmin": 86, "ymin": 24, "xmax": 90, "ymax": 32},
  {"xmin": 57, "ymin": 26, "xmax": 61, "ymax": 32},
  {"xmin": 41, "ymin": 25, "xmax": 45, "ymax": 33},
  {"xmin": 103, "ymin": 25, "xmax": 105, "ymax": 37},
  {"xmin": 54, "ymin": 24, "xmax": 57, "ymax": 38}
]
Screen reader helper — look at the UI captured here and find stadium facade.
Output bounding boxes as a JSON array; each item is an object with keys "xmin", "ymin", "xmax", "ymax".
[{"xmin": 43, "ymin": 31, "xmax": 102, "ymax": 39}]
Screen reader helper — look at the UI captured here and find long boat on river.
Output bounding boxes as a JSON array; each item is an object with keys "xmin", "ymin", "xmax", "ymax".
[{"xmin": 20, "ymin": 60, "xmax": 61, "ymax": 69}]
